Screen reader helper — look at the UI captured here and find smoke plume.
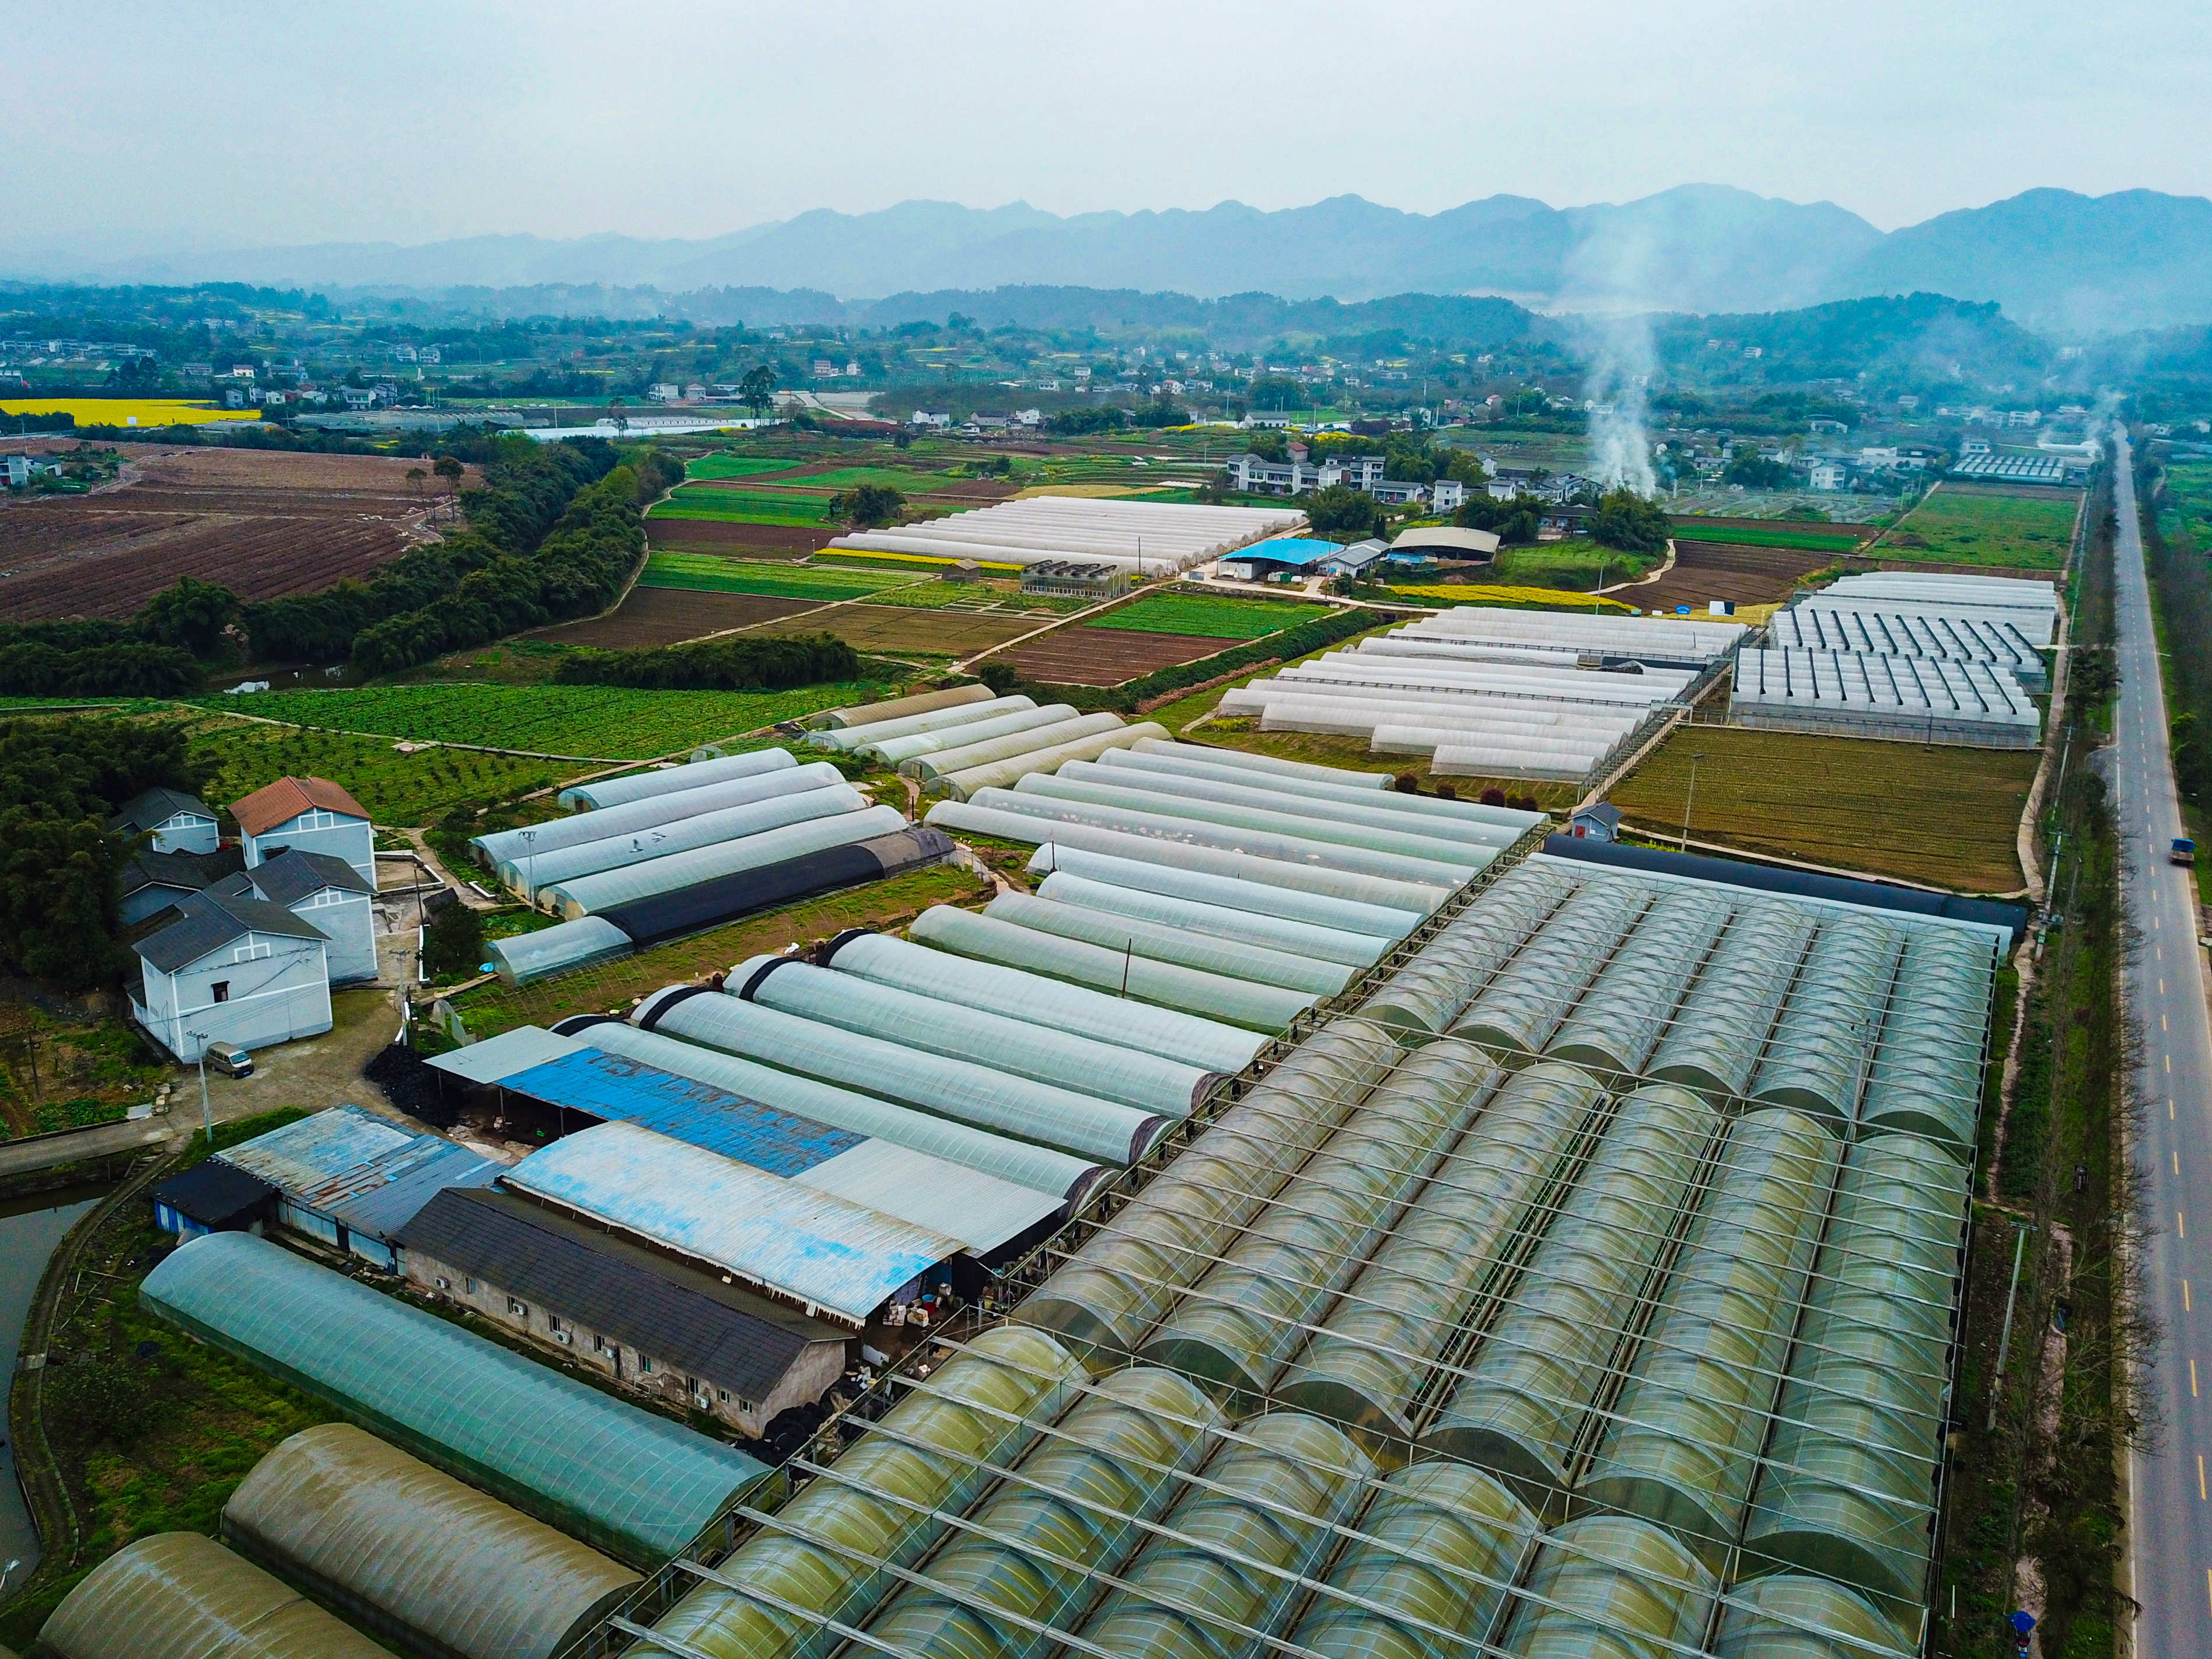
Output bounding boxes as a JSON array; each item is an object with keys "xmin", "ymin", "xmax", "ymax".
[{"xmin": 1584, "ymin": 314, "xmax": 1658, "ymax": 495}]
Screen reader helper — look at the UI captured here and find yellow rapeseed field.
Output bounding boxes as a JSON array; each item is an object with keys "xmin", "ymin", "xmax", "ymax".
[{"xmin": 0, "ymin": 398, "xmax": 261, "ymax": 428}]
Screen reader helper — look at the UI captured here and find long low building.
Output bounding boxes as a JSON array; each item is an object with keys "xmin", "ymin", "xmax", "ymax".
[
  {"xmin": 1766, "ymin": 602, "xmax": 2049, "ymax": 689},
  {"xmin": 399, "ymin": 1186, "xmax": 850, "ymax": 1438},
  {"xmin": 1730, "ymin": 645, "xmax": 2042, "ymax": 747}
]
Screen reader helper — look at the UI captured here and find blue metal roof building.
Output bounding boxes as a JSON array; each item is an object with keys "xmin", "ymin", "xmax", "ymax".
[
  {"xmin": 1216, "ymin": 536, "xmax": 1345, "ymax": 580},
  {"xmin": 494, "ymin": 1047, "xmax": 1063, "ymax": 1256},
  {"xmin": 141, "ymin": 1232, "xmax": 770, "ymax": 1568},
  {"xmin": 504, "ymin": 1121, "xmax": 966, "ymax": 1329},
  {"xmin": 215, "ymin": 1105, "xmax": 499, "ymax": 1272}
]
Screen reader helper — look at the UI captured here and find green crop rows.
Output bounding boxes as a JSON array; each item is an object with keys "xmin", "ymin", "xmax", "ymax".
[
  {"xmin": 649, "ymin": 486, "xmax": 831, "ymax": 525},
  {"xmin": 1881, "ymin": 486, "xmax": 2080, "ymax": 568},
  {"xmin": 686, "ymin": 453, "xmax": 803, "ymax": 480},
  {"xmin": 1086, "ymin": 591, "xmax": 1334, "ymax": 640},
  {"xmin": 638, "ymin": 550, "xmax": 927, "ymax": 600},
  {"xmin": 2161, "ymin": 462, "xmax": 2212, "ymax": 547},
  {"xmin": 187, "ymin": 681, "xmax": 887, "ymax": 759},
  {"xmin": 794, "ymin": 466, "xmax": 963, "ymax": 493},
  {"xmin": 1669, "ymin": 525, "xmax": 1863, "ymax": 551}
]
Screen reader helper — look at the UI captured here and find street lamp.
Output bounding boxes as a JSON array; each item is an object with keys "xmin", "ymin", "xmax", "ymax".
[
  {"xmin": 183, "ymin": 1029, "xmax": 213, "ymax": 1145},
  {"xmin": 1680, "ymin": 753, "xmax": 1706, "ymax": 853},
  {"xmin": 520, "ymin": 828, "xmax": 538, "ymax": 906}
]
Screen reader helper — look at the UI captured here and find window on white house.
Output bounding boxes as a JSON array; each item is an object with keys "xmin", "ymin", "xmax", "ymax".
[
  {"xmin": 464, "ymin": 1277, "xmax": 478, "ymax": 1293},
  {"xmin": 508, "ymin": 1298, "xmax": 528, "ymax": 1319},
  {"xmin": 211, "ymin": 982, "xmax": 230, "ymax": 1003},
  {"xmin": 233, "ymin": 942, "xmax": 271, "ymax": 963}
]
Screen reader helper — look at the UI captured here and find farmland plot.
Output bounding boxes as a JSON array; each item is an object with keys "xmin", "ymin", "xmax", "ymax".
[
  {"xmin": 637, "ymin": 550, "xmax": 925, "ymax": 600},
  {"xmin": 197, "ymin": 680, "xmax": 893, "ymax": 759},
  {"xmin": 174, "ymin": 714, "xmax": 565, "ymax": 826},
  {"xmin": 1607, "ymin": 724, "xmax": 2035, "ymax": 891},
  {"xmin": 535, "ymin": 587, "xmax": 821, "ymax": 648},
  {"xmin": 1086, "ymin": 591, "xmax": 1333, "ymax": 639},
  {"xmin": 1878, "ymin": 484, "xmax": 2080, "ymax": 569}
]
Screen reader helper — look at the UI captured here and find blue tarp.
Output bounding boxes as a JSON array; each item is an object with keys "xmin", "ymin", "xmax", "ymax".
[{"xmin": 499, "ymin": 1048, "xmax": 865, "ymax": 1179}]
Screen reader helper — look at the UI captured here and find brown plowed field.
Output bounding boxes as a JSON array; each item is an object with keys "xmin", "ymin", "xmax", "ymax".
[
  {"xmin": 759, "ymin": 605, "xmax": 1037, "ymax": 657},
  {"xmin": 0, "ymin": 445, "xmax": 464, "ymax": 620},
  {"xmin": 536, "ymin": 589, "xmax": 821, "ymax": 648},
  {"xmin": 1000, "ymin": 626, "xmax": 1232, "ymax": 686},
  {"xmin": 1630, "ymin": 540, "xmax": 1836, "ymax": 612},
  {"xmin": 646, "ymin": 520, "xmax": 825, "ymax": 551}
]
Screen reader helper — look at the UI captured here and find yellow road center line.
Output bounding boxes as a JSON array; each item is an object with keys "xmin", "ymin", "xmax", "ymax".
[{"xmin": 2199, "ymin": 1454, "xmax": 2206, "ymax": 1500}]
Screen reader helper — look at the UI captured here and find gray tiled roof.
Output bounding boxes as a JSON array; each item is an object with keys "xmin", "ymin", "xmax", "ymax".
[
  {"xmin": 107, "ymin": 787, "xmax": 214, "ymax": 836},
  {"xmin": 135, "ymin": 888, "xmax": 329, "ymax": 975},
  {"xmin": 249, "ymin": 848, "xmax": 373, "ymax": 905},
  {"xmin": 399, "ymin": 1186, "xmax": 840, "ymax": 1399},
  {"xmin": 119, "ymin": 846, "xmax": 238, "ymax": 900}
]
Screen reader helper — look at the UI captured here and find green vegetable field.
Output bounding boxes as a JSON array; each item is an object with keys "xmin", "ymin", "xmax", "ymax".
[
  {"xmin": 648, "ymin": 486, "xmax": 831, "ymax": 525},
  {"xmin": 1668, "ymin": 524, "xmax": 1863, "ymax": 552},
  {"xmin": 1878, "ymin": 486, "xmax": 2080, "ymax": 568},
  {"xmin": 686, "ymin": 453, "xmax": 803, "ymax": 480},
  {"xmin": 188, "ymin": 681, "xmax": 886, "ymax": 759},
  {"xmin": 791, "ymin": 466, "xmax": 961, "ymax": 492},
  {"xmin": 1086, "ymin": 591, "xmax": 1335, "ymax": 639},
  {"xmin": 638, "ymin": 551, "xmax": 927, "ymax": 600}
]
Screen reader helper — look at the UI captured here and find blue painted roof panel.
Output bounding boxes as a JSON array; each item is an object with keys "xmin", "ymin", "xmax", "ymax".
[{"xmin": 502, "ymin": 1049, "xmax": 866, "ymax": 1178}]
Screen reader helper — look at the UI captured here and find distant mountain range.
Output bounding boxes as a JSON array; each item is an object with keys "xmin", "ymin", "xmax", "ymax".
[{"xmin": 15, "ymin": 185, "xmax": 2212, "ymax": 334}]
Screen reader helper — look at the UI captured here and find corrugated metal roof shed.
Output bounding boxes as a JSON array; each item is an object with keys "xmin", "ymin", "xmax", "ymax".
[
  {"xmin": 399, "ymin": 1188, "xmax": 844, "ymax": 1402},
  {"xmin": 218, "ymin": 1105, "xmax": 499, "ymax": 1244},
  {"xmin": 139, "ymin": 1232, "xmax": 770, "ymax": 1567},
  {"xmin": 504, "ymin": 1120, "xmax": 964, "ymax": 1326},
  {"xmin": 427, "ymin": 1025, "xmax": 587, "ymax": 1085},
  {"xmin": 495, "ymin": 1047, "xmax": 1057, "ymax": 1253}
]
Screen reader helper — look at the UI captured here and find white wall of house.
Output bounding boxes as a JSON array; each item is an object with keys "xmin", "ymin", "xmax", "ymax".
[
  {"xmin": 282, "ymin": 887, "xmax": 377, "ymax": 984},
  {"xmin": 404, "ymin": 1247, "xmax": 843, "ymax": 1437},
  {"xmin": 134, "ymin": 933, "xmax": 332, "ymax": 1062},
  {"xmin": 244, "ymin": 810, "xmax": 374, "ymax": 887},
  {"xmin": 149, "ymin": 812, "xmax": 219, "ymax": 856}
]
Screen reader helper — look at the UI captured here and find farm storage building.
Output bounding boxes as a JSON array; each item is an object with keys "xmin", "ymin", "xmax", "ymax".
[
  {"xmin": 139, "ymin": 1231, "xmax": 771, "ymax": 1566},
  {"xmin": 38, "ymin": 1532, "xmax": 390, "ymax": 1659},
  {"xmin": 213, "ymin": 1103, "xmax": 498, "ymax": 1272},
  {"xmin": 222, "ymin": 1422, "xmax": 641, "ymax": 1659},
  {"xmin": 399, "ymin": 1186, "xmax": 848, "ymax": 1437},
  {"xmin": 151, "ymin": 1159, "xmax": 278, "ymax": 1242},
  {"xmin": 215, "ymin": 847, "xmax": 378, "ymax": 986},
  {"xmin": 460, "ymin": 1019, "xmax": 1106, "ymax": 1206},
  {"xmin": 830, "ymin": 497, "xmax": 1304, "ymax": 574},
  {"xmin": 1731, "ymin": 646, "xmax": 2042, "ymax": 746},
  {"xmin": 501, "ymin": 1120, "xmax": 969, "ymax": 1328},
  {"xmin": 478, "ymin": 1041, "xmax": 1067, "ymax": 1251}
]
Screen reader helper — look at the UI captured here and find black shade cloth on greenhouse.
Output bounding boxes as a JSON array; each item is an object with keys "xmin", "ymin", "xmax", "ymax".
[
  {"xmin": 152, "ymin": 1161, "xmax": 278, "ymax": 1231},
  {"xmin": 596, "ymin": 827, "xmax": 954, "ymax": 948},
  {"xmin": 1542, "ymin": 833, "xmax": 2031, "ymax": 945}
]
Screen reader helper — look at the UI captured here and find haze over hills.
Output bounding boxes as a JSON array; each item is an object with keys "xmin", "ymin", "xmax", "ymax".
[{"xmin": 15, "ymin": 184, "xmax": 2212, "ymax": 334}]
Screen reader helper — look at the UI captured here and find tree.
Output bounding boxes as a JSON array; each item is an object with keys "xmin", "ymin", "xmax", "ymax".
[
  {"xmin": 826, "ymin": 483, "xmax": 904, "ymax": 528},
  {"xmin": 739, "ymin": 364, "xmax": 777, "ymax": 419},
  {"xmin": 421, "ymin": 899, "xmax": 486, "ymax": 979},
  {"xmin": 1304, "ymin": 484, "xmax": 1385, "ymax": 541},
  {"xmin": 139, "ymin": 577, "xmax": 241, "ymax": 656},
  {"xmin": 1455, "ymin": 494, "xmax": 1541, "ymax": 545},
  {"xmin": 1724, "ymin": 446, "xmax": 1791, "ymax": 490},
  {"xmin": 1588, "ymin": 488, "xmax": 1671, "ymax": 556},
  {"xmin": 406, "ymin": 466, "xmax": 427, "ymax": 495},
  {"xmin": 1248, "ymin": 375, "xmax": 1309, "ymax": 412},
  {"xmin": 433, "ymin": 454, "xmax": 464, "ymax": 489}
]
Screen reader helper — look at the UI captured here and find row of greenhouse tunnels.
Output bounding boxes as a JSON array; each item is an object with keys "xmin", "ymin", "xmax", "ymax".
[{"xmin": 30, "ymin": 705, "xmax": 2017, "ymax": 1659}]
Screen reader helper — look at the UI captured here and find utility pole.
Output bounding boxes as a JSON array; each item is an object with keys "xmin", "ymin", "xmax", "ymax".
[
  {"xmin": 1680, "ymin": 752, "xmax": 1705, "ymax": 852},
  {"xmin": 185, "ymin": 1030, "xmax": 212, "ymax": 1144},
  {"xmin": 1987, "ymin": 1220, "xmax": 2039, "ymax": 1431}
]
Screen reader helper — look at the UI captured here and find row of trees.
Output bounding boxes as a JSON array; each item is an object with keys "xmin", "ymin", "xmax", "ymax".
[
  {"xmin": 0, "ymin": 720, "xmax": 204, "ymax": 988},
  {"xmin": 553, "ymin": 631, "xmax": 862, "ymax": 692}
]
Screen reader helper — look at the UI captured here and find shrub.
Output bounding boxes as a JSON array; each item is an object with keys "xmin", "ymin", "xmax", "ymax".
[
  {"xmin": 46, "ymin": 1356, "xmax": 159, "ymax": 1447},
  {"xmin": 421, "ymin": 901, "xmax": 487, "ymax": 979}
]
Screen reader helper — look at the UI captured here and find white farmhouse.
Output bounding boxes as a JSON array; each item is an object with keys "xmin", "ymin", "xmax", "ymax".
[
  {"xmin": 106, "ymin": 787, "xmax": 221, "ymax": 855},
  {"xmin": 233, "ymin": 776, "xmax": 374, "ymax": 887},
  {"xmin": 216, "ymin": 849, "xmax": 379, "ymax": 986},
  {"xmin": 132, "ymin": 889, "xmax": 332, "ymax": 1063}
]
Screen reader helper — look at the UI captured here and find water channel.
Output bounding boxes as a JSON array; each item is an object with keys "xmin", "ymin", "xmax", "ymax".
[{"xmin": 0, "ymin": 1185, "xmax": 109, "ymax": 1583}]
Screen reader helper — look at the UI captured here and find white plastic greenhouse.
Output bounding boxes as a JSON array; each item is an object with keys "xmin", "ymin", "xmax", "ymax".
[
  {"xmin": 555, "ymin": 746, "xmax": 794, "ymax": 812},
  {"xmin": 1731, "ymin": 647, "xmax": 2043, "ymax": 747}
]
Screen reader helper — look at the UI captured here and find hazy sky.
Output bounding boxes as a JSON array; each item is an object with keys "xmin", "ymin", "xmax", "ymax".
[{"xmin": 11, "ymin": 0, "xmax": 2208, "ymax": 257}]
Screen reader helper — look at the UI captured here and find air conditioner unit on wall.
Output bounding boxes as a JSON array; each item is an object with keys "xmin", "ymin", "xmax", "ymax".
[
  {"xmin": 554, "ymin": 1330, "xmax": 572, "ymax": 1345},
  {"xmin": 434, "ymin": 1276, "xmax": 449, "ymax": 1290}
]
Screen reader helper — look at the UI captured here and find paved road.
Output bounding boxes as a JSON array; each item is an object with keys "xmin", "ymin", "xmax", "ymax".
[{"xmin": 2113, "ymin": 433, "xmax": 2212, "ymax": 1648}]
